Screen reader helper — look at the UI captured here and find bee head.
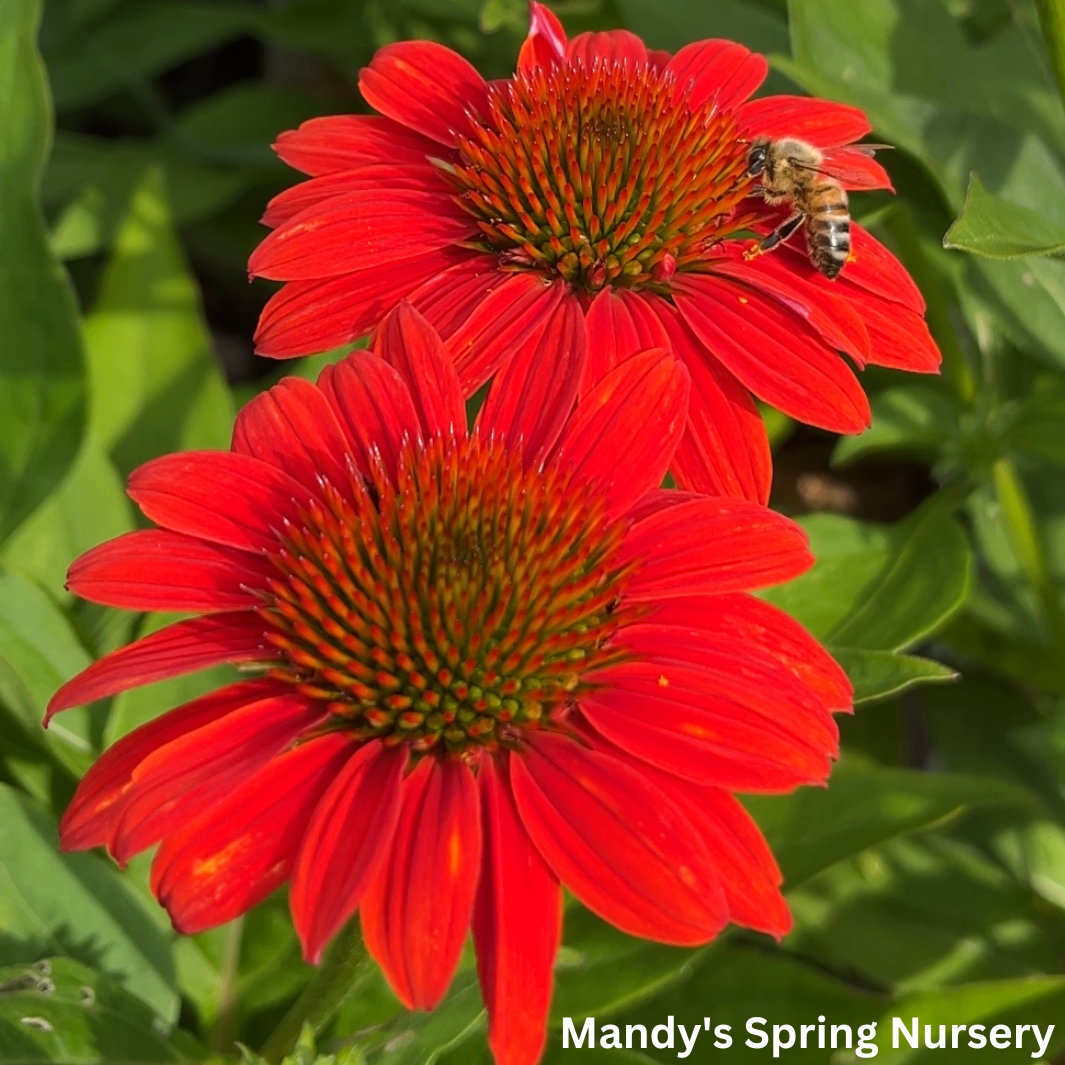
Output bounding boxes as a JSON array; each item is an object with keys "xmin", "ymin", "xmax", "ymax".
[{"xmin": 746, "ymin": 141, "xmax": 769, "ymax": 178}]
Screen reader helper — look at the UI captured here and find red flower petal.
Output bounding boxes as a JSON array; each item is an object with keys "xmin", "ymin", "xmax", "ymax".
[
  {"xmin": 67, "ymin": 530, "xmax": 272, "ymax": 613},
  {"xmin": 319, "ymin": 351, "xmax": 423, "ymax": 481},
  {"xmin": 359, "ymin": 40, "xmax": 489, "ymax": 146},
  {"xmin": 46, "ymin": 613, "xmax": 271, "ymax": 720},
  {"xmin": 127, "ymin": 451, "xmax": 311, "ymax": 553},
  {"xmin": 261, "ymin": 164, "xmax": 446, "ymax": 229},
  {"xmin": 582, "ymin": 289, "xmax": 648, "ymax": 395},
  {"xmin": 476, "ymin": 292, "xmax": 585, "ymax": 466},
  {"xmin": 579, "ymin": 675, "xmax": 832, "ymax": 794},
  {"xmin": 637, "ymin": 768, "xmax": 791, "ymax": 937},
  {"xmin": 665, "ymin": 40, "xmax": 766, "ymax": 111},
  {"xmin": 843, "ymin": 224, "xmax": 926, "ymax": 313},
  {"xmin": 447, "ymin": 275, "xmax": 563, "ymax": 393},
  {"xmin": 150, "ymin": 733, "xmax": 356, "ymax": 934},
  {"xmin": 518, "ymin": 1, "xmax": 567, "ymax": 73},
  {"xmin": 510, "ymin": 733, "xmax": 728, "ymax": 945},
  {"xmin": 291, "ymin": 742, "xmax": 408, "ymax": 964},
  {"xmin": 858, "ymin": 297, "xmax": 941, "ymax": 372},
  {"xmin": 710, "ymin": 247, "xmax": 871, "ymax": 367},
  {"xmin": 738, "ymin": 96, "xmax": 871, "ymax": 148},
  {"xmin": 273, "ymin": 115, "xmax": 437, "ymax": 177},
  {"xmin": 253, "ymin": 247, "xmax": 475, "ymax": 359},
  {"xmin": 629, "ymin": 294, "xmax": 772, "ymax": 503},
  {"xmin": 620, "ymin": 496, "xmax": 812, "ymax": 598},
  {"xmin": 554, "ymin": 348, "xmax": 689, "ymax": 521},
  {"xmin": 566, "ymin": 30, "xmax": 648, "ymax": 68},
  {"xmin": 675, "ymin": 275, "xmax": 871, "ymax": 433},
  {"xmin": 248, "ymin": 189, "xmax": 471, "ymax": 282},
  {"xmin": 374, "ymin": 303, "xmax": 466, "ymax": 439},
  {"xmin": 111, "ymin": 693, "xmax": 328, "ymax": 863},
  {"xmin": 232, "ymin": 376, "xmax": 354, "ymax": 494},
  {"xmin": 627, "ymin": 487, "xmax": 702, "ymax": 524},
  {"xmin": 361, "ymin": 757, "xmax": 482, "ymax": 1010},
  {"xmin": 59, "ymin": 679, "xmax": 282, "ymax": 851},
  {"xmin": 613, "ymin": 625, "xmax": 839, "ymax": 751},
  {"xmin": 583, "ymin": 634, "xmax": 838, "ymax": 791},
  {"xmin": 405, "ymin": 255, "xmax": 504, "ymax": 341},
  {"xmin": 473, "ymin": 757, "xmax": 561, "ymax": 1065},
  {"xmin": 645, "ymin": 594, "xmax": 852, "ymax": 712}
]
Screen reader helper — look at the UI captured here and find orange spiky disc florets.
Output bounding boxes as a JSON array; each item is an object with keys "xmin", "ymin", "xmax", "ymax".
[
  {"xmin": 261, "ymin": 434, "xmax": 636, "ymax": 754},
  {"xmin": 448, "ymin": 60, "xmax": 754, "ymax": 292}
]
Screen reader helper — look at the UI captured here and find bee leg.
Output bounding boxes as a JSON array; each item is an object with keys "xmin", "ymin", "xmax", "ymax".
[{"xmin": 743, "ymin": 212, "xmax": 806, "ymax": 262}]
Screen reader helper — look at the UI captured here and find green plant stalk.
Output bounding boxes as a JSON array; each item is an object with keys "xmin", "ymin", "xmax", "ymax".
[
  {"xmin": 886, "ymin": 206, "xmax": 977, "ymax": 409},
  {"xmin": 260, "ymin": 922, "xmax": 373, "ymax": 1063},
  {"xmin": 992, "ymin": 458, "xmax": 1065, "ymax": 654},
  {"xmin": 1036, "ymin": 0, "xmax": 1065, "ymax": 115},
  {"xmin": 211, "ymin": 916, "xmax": 244, "ymax": 1053}
]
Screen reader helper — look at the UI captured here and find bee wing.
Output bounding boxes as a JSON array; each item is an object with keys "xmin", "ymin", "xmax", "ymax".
[{"xmin": 789, "ymin": 146, "xmax": 894, "ymax": 191}]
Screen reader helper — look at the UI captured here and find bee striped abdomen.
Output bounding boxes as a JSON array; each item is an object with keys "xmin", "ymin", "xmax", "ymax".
[{"xmin": 806, "ymin": 184, "xmax": 850, "ymax": 279}]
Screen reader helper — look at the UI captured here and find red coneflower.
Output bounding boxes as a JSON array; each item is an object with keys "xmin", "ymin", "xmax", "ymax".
[
  {"xmin": 249, "ymin": 2, "xmax": 940, "ymax": 505},
  {"xmin": 49, "ymin": 306, "xmax": 850, "ymax": 1065}
]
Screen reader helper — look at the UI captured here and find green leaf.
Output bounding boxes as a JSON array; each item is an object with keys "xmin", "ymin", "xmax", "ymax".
[
  {"xmin": 6, "ymin": 166, "xmax": 222, "ymax": 600},
  {"xmin": 551, "ymin": 906, "xmax": 701, "ymax": 1025},
  {"xmin": 781, "ymin": 0, "xmax": 1065, "ymax": 368},
  {"xmin": 945, "ymin": 173, "xmax": 1065, "ymax": 259},
  {"xmin": 745, "ymin": 756, "xmax": 1034, "ymax": 888},
  {"xmin": 0, "ymin": 0, "xmax": 87, "ymax": 545},
  {"xmin": 761, "ymin": 501, "xmax": 971, "ymax": 703},
  {"xmin": 945, "ymin": 611, "xmax": 1065, "ymax": 696},
  {"xmin": 0, "ymin": 443, "xmax": 134, "ymax": 601},
  {"xmin": 963, "ymin": 466, "xmax": 1065, "ymax": 656},
  {"xmin": 176, "ymin": 82, "xmax": 329, "ymax": 162},
  {"xmin": 359, "ymin": 969, "xmax": 485, "ymax": 1065},
  {"xmin": 0, "ymin": 563, "xmax": 94, "ymax": 773},
  {"xmin": 47, "ymin": 0, "xmax": 258, "ymax": 111},
  {"xmin": 832, "ymin": 386, "xmax": 956, "ymax": 468},
  {"xmin": 48, "ymin": 133, "xmax": 254, "ymax": 260},
  {"xmin": 618, "ymin": 0, "xmax": 788, "ymax": 54},
  {"xmin": 0, "ymin": 785, "xmax": 177, "ymax": 1020},
  {"xmin": 833, "ymin": 649, "xmax": 957, "ymax": 705},
  {"xmin": 479, "ymin": 0, "xmax": 527, "ymax": 35},
  {"xmin": 762, "ymin": 514, "xmax": 893, "ymax": 640},
  {"xmin": 1009, "ymin": 375, "xmax": 1065, "ymax": 468},
  {"xmin": 551, "ymin": 938, "xmax": 880, "ymax": 1064},
  {"xmin": 239, "ymin": 1022, "xmax": 364, "ymax": 1065},
  {"xmin": 787, "ymin": 836, "xmax": 1065, "ymax": 994},
  {"xmin": 38, "ymin": 0, "xmax": 124, "ymax": 54},
  {"xmin": 0, "ymin": 958, "xmax": 202, "ymax": 1062},
  {"xmin": 172, "ymin": 896, "xmax": 311, "ymax": 1037},
  {"xmin": 83, "ymin": 165, "xmax": 233, "ymax": 478},
  {"xmin": 827, "ymin": 502, "xmax": 972, "ymax": 653},
  {"xmin": 848, "ymin": 977, "xmax": 1065, "ymax": 1063},
  {"xmin": 921, "ymin": 672, "xmax": 1065, "ymax": 820},
  {"xmin": 988, "ymin": 817, "xmax": 1065, "ymax": 913},
  {"xmin": 49, "ymin": 81, "xmax": 331, "ymax": 259}
]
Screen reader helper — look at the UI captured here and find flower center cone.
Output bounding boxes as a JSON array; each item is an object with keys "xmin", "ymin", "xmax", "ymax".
[
  {"xmin": 448, "ymin": 60, "xmax": 756, "ymax": 292},
  {"xmin": 262, "ymin": 435, "xmax": 638, "ymax": 755}
]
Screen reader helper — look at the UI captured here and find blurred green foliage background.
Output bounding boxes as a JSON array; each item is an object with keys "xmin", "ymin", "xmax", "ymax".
[{"xmin": 5, "ymin": 0, "xmax": 1065, "ymax": 1061}]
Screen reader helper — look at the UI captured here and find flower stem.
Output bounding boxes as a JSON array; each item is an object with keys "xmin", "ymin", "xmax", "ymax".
[
  {"xmin": 1036, "ymin": 0, "xmax": 1065, "ymax": 115},
  {"xmin": 260, "ymin": 922, "xmax": 372, "ymax": 1064},
  {"xmin": 211, "ymin": 916, "xmax": 244, "ymax": 1053},
  {"xmin": 992, "ymin": 457, "xmax": 1065, "ymax": 654}
]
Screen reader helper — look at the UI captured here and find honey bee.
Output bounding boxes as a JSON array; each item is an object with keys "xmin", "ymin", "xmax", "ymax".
[{"xmin": 744, "ymin": 136, "xmax": 885, "ymax": 279}]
